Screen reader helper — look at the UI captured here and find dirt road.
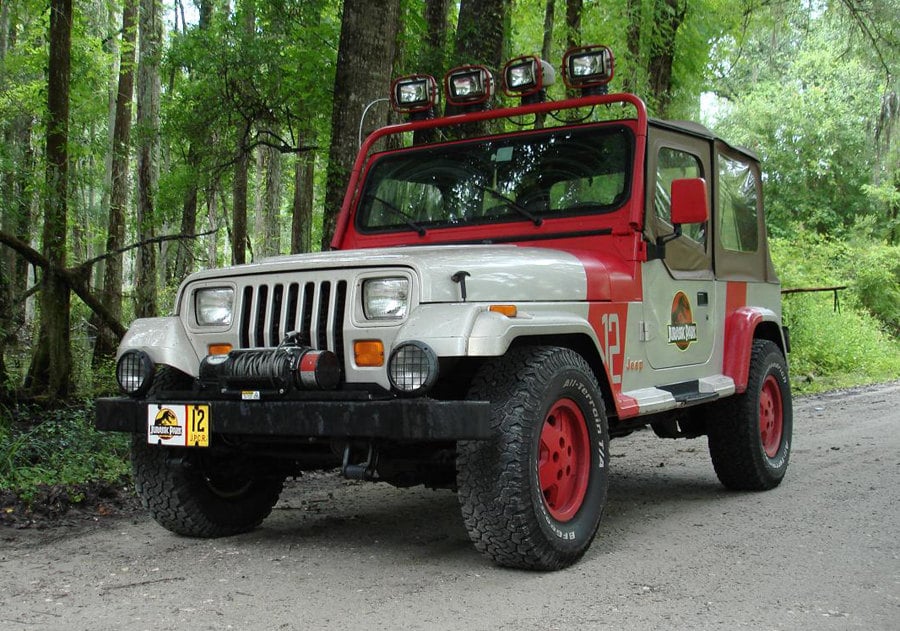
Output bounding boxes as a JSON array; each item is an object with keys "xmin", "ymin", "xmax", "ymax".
[{"xmin": 2, "ymin": 382, "xmax": 899, "ymax": 631}]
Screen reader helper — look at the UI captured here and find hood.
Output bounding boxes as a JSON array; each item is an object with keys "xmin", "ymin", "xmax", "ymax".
[{"xmin": 185, "ymin": 244, "xmax": 612, "ymax": 303}]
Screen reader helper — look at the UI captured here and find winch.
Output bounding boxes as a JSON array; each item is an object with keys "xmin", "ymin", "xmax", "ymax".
[{"xmin": 199, "ymin": 338, "xmax": 341, "ymax": 394}]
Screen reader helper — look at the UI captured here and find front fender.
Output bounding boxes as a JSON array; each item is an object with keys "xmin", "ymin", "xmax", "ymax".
[
  {"xmin": 118, "ymin": 317, "xmax": 201, "ymax": 378},
  {"xmin": 724, "ymin": 307, "xmax": 782, "ymax": 393},
  {"xmin": 393, "ymin": 304, "xmax": 599, "ymax": 358}
]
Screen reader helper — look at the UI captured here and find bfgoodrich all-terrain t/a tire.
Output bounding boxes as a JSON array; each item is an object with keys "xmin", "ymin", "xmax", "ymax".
[
  {"xmin": 131, "ymin": 367, "xmax": 284, "ymax": 537},
  {"xmin": 457, "ymin": 346, "xmax": 610, "ymax": 571},
  {"xmin": 707, "ymin": 339, "xmax": 793, "ymax": 491}
]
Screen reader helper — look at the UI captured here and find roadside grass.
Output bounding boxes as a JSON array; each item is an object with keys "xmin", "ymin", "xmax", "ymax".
[
  {"xmin": 0, "ymin": 404, "xmax": 131, "ymax": 506},
  {"xmin": 771, "ymin": 234, "xmax": 900, "ymax": 394}
]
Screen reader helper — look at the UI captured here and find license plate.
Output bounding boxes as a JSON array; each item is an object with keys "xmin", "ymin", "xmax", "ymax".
[{"xmin": 146, "ymin": 404, "xmax": 210, "ymax": 448}]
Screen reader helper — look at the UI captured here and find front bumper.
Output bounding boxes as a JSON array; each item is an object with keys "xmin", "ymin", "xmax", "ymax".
[{"xmin": 95, "ymin": 397, "xmax": 492, "ymax": 441}]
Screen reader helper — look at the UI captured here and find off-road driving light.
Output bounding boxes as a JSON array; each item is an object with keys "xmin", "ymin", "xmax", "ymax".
[
  {"xmin": 363, "ymin": 277, "xmax": 409, "ymax": 320},
  {"xmin": 503, "ymin": 55, "xmax": 556, "ymax": 102},
  {"xmin": 195, "ymin": 287, "xmax": 234, "ymax": 326},
  {"xmin": 116, "ymin": 349, "xmax": 154, "ymax": 397},
  {"xmin": 388, "ymin": 341, "xmax": 438, "ymax": 394},
  {"xmin": 562, "ymin": 45, "xmax": 615, "ymax": 95},
  {"xmin": 391, "ymin": 74, "xmax": 439, "ymax": 114},
  {"xmin": 444, "ymin": 65, "xmax": 494, "ymax": 107}
]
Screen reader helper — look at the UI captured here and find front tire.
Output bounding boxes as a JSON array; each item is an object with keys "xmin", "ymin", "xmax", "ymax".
[
  {"xmin": 707, "ymin": 340, "xmax": 792, "ymax": 490},
  {"xmin": 457, "ymin": 346, "xmax": 609, "ymax": 570},
  {"xmin": 131, "ymin": 437, "xmax": 285, "ymax": 537},
  {"xmin": 131, "ymin": 366, "xmax": 284, "ymax": 537}
]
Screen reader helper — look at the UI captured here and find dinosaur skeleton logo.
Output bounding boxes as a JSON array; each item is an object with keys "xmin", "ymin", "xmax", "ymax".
[
  {"xmin": 149, "ymin": 407, "xmax": 183, "ymax": 441},
  {"xmin": 667, "ymin": 291, "xmax": 698, "ymax": 351}
]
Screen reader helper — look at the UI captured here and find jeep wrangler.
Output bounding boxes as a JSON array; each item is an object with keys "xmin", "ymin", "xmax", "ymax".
[{"xmin": 96, "ymin": 45, "xmax": 792, "ymax": 570}]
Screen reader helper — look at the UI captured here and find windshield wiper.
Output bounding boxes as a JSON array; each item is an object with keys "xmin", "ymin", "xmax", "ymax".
[
  {"xmin": 474, "ymin": 183, "xmax": 543, "ymax": 227},
  {"xmin": 366, "ymin": 194, "xmax": 427, "ymax": 236}
]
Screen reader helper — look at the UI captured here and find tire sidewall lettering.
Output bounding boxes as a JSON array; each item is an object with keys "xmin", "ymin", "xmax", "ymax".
[
  {"xmin": 534, "ymin": 368, "xmax": 609, "ymax": 543},
  {"xmin": 759, "ymin": 358, "xmax": 792, "ymax": 473}
]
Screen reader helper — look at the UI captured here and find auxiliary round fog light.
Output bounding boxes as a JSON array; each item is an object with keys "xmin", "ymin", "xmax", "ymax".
[
  {"xmin": 116, "ymin": 350, "xmax": 155, "ymax": 397},
  {"xmin": 388, "ymin": 341, "xmax": 438, "ymax": 394}
]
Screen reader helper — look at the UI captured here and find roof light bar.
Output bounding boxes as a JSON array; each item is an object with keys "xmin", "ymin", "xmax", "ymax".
[
  {"xmin": 444, "ymin": 65, "xmax": 494, "ymax": 108},
  {"xmin": 562, "ymin": 45, "xmax": 615, "ymax": 95},
  {"xmin": 390, "ymin": 74, "xmax": 439, "ymax": 114},
  {"xmin": 502, "ymin": 55, "xmax": 556, "ymax": 104}
]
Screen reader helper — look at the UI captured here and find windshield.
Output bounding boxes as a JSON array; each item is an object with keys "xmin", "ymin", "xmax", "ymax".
[{"xmin": 356, "ymin": 125, "xmax": 633, "ymax": 233}]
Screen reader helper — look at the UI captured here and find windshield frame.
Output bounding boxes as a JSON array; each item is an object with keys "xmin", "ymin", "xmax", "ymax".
[{"xmin": 353, "ymin": 123, "xmax": 636, "ymax": 237}]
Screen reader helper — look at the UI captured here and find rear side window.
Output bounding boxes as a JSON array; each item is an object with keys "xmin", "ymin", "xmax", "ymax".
[{"xmin": 718, "ymin": 154, "xmax": 759, "ymax": 252}]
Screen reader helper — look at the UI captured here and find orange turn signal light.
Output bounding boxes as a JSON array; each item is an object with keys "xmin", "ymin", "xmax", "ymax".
[
  {"xmin": 489, "ymin": 305, "xmax": 518, "ymax": 317},
  {"xmin": 208, "ymin": 343, "xmax": 233, "ymax": 356},
  {"xmin": 354, "ymin": 340, "xmax": 385, "ymax": 367}
]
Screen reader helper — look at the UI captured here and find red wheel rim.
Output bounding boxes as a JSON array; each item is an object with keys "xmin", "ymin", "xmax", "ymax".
[
  {"xmin": 759, "ymin": 375, "xmax": 784, "ymax": 458},
  {"xmin": 538, "ymin": 398, "xmax": 591, "ymax": 522}
]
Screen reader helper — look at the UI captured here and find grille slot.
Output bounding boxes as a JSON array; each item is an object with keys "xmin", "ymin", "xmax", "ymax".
[{"xmin": 238, "ymin": 280, "xmax": 348, "ymax": 370}]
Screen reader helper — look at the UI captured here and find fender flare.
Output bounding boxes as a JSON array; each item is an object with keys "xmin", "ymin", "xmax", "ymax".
[
  {"xmin": 118, "ymin": 317, "xmax": 201, "ymax": 378},
  {"xmin": 723, "ymin": 306, "xmax": 781, "ymax": 393}
]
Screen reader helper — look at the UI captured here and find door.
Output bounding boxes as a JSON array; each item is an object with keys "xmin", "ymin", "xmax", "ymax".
[{"xmin": 642, "ymin": 128, "xmax": 717, "ymax": 370}]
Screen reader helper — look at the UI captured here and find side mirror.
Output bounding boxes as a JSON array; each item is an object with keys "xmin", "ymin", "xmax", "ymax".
[{"xmin": 670, "ymin": 178, "xmax": 709, "ymax": 226}]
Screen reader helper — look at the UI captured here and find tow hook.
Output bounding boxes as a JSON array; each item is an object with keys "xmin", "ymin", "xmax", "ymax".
[{"xmin": 342, "ymin": 443, "xmax": 378, "ymax": 480}]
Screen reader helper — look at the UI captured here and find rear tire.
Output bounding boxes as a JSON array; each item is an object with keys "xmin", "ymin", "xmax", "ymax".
[
  {"xmin": 131, "ymin": 367, "xmax": 284, "ymax": 537},
  {"xmin": 707, "ymin": 340, "xmax": 792, "ymax": 490},
  {"xmin": 457, "ymin": 346, "xmax": 609, "ymax": 570}
]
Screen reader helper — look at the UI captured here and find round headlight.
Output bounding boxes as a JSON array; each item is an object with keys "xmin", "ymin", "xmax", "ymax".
[
  {"xmin": 116, "ymin": 350, "xmax": 155, "ymax": 397},
  {"xmin": 388, "ymin": 341, "xmax": 438, "ymax": 394}
]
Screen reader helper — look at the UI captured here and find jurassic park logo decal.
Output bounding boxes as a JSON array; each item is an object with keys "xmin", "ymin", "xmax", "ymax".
[
  {"xmin": 667, "ymin": 291, "xmax": 698, "ymax": 351},
  {"xmin": 150, "ymin": 407, "xmax": 183, "ymax": 441},
  {"xmin": 146, "ymin": 404, "xmax": 210, "ymax": 448}
]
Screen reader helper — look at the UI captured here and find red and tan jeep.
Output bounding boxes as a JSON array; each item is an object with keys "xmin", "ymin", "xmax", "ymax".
[{"xmin": 96, "ymin": 45, "xmax": 792, "ymax": 570}]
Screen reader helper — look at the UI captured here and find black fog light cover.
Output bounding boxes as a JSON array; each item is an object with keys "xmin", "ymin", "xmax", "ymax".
[
  {"xmin": 388, "ymin": 341, "xmax": 438, "ymax": 394},
  {"xmin": 116, "ymin": 350, "xmax": 155, "ymax": 397}
]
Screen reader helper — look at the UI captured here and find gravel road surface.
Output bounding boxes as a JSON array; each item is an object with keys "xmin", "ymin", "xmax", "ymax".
[{"xmin": 2, "ymin": 382, "xmax": 899, "ymax": 631}]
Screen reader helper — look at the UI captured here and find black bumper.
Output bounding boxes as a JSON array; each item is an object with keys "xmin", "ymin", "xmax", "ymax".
[{"xmin": 95, "ymin": 397, "xmax": 493, "ymax": 441}]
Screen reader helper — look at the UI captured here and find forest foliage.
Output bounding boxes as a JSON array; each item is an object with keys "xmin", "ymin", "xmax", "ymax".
[{"xmin": 0, "ymin": 0, "xmax": 897, "ymax": 407}]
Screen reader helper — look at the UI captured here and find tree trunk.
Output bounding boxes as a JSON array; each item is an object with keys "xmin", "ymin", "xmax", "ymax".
[
  {"xmin": 95, "ymin": 0, "xmax": 137, "ymax": 358},
  {"xmin": 134, "ymin": 0, "xmax": 162, "ymax": 319},
  {"xmin": 452, "ymin": 0, "xmax": 509, "ymax": 70},
  {"xmin": 646, "ymin": 0, "xmax": 686, "ymax": 117},
  {"xmin": 27, "ymin": 0, "xmax": 73, "ymax": 399},
  {"xmin": 263, "ymin": 145, "xmax": 281, "ymax": 257},
  {"xmin": 231, "ymin": 0, "xmax": 255, "ymax": 264},
  {"xmin": 624, "ymin": 0, "xmax": 642, "ymax": 93},
  {"xmin": 321, "ymin": 0, "xmax": 401, "ymax": 249},
  {"xmin": 291, "ymin": 152, "xmax": 314, "ymax": 254},
  {"xmin": 423, "ymin": 0, "xmax": 449, "ymax": 77},
  {"xmin": 565, "ymin": 0, "xmax": 582, "ymax": 50}
]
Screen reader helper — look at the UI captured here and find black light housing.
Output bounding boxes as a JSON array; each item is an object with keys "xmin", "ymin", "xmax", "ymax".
[
  {"xmin": 390, "ymin": 74, "xmax": 439, "ymax": 115},
  {"xmin": 562, "ymin": 45, "xmax": 615, "ymax": 95},
  {"xmin": 388, "ymin": 341, "xmax": 439, "ymax": 395},
  {"xmin": 503, "ymin": 55, "xmax": 556, "ymax": 103},
  {"xmin": 116, "ymin": 349, "xmax": 155, "ymax": 397},
  {"xmin": 444, "ymin": 65, "xmax": 494, "ymax": 108}
]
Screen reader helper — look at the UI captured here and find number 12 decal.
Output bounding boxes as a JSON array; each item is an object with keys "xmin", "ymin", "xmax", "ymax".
[{"xmin": 601, "ymin": 313, "xmax": 622, "ymax": 385}]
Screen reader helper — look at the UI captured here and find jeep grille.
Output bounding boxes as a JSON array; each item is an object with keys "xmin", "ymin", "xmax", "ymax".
[{"xmin": 238, "ymin": 280, "xmax": 348, "ymax": 370}]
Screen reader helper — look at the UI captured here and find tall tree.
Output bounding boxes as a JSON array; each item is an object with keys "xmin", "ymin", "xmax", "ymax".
[
  {"xmin": 95, "ymin": 0, "xmax": 138, "ymax": 358},
  {"xmin": 27, "ymin": 0, "xmax": 73, "ymax": 398},
  {"xmin": 231, "ymin": 0, "xmax": 255, "ymax": 265},
  {"xmin": 321, "ymin": 0, "xmax": 401, "ymax": 249},
  {"xmin": 646, "ymin": 0, "xmax": 686, "ymax": 116},
  {"xmin": 135, "ymin": 0, "xmax": 162, "ymax": 318},
  {"xmin": 452, "ymin": 0, "xmax": 510, "ymax": 71},
  {"xmin": 423, "ymin": 0, "xmax": 449, "ymax": 78},
  {"xmin": 565, "ymin": 0, "xmax": 582, "ymax": 50}
]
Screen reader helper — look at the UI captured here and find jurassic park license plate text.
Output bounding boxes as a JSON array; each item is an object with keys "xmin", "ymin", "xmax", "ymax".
[{"xmin": 146, "ymin": 404, "xmax": 210, "ymax": 448}]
